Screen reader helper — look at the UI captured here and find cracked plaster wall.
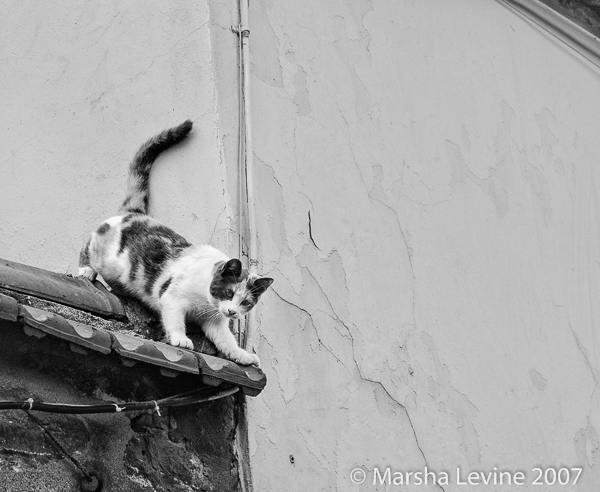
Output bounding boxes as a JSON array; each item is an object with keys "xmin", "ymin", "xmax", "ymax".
[{"xmin": 248, "ymin": 1, "xmax": 600, "ymax": 491}]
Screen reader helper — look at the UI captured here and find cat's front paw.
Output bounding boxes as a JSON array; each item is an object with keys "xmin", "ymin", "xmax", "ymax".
[
  {"xmin": 168, "ymin": 333, "xmax": 194, "ymax": 350},
  {"xmin": 232, "ymin": 350, "xmax": 260, "ymax": 367}
]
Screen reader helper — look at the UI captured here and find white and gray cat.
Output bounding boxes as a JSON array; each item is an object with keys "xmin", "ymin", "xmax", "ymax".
[{"xmin": 79, "ymin": 120, "xmax": 272, "ymax": 366}]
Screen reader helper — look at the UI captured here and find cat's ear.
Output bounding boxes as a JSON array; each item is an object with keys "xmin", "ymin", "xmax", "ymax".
[
  {"xmin": 251, "ymin": 277, "xmax": 274, "ymax": 296},
  {"xmin": 222, "ymin": 259, "xmax": 242, "ymax": 279}
]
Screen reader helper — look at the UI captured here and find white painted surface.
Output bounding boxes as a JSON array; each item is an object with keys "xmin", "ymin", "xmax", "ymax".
[
  {"xmin": 247, "ymin": 1, "xmax": 600, "ymax": 491},
  {"xmin": 0, "ymin": 0, "xmax": 238, "ymax": 273}
]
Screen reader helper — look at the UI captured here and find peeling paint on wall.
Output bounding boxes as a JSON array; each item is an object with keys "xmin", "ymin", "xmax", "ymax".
[{"xmin": 248, "ymin": 0, "xmax": 600, "ymax": 491}]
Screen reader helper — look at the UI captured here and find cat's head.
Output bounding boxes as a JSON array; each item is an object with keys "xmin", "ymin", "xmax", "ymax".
[{"xmin": 209, "ymin": 259, "xmax": 274, "ymax": 319}]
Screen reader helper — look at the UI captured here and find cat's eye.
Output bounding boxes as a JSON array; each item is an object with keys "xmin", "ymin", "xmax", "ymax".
[
  {"xmin": 223, "ymin": 289, "xmax": 234, "ymax": 299},
  {"xmin": 241, "ymin": 300, "xmax": 250, "ymax": 307}
]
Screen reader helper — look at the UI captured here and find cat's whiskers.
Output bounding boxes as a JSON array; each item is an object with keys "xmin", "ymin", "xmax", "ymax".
[{"xmin": 206, "ymin": 310, "xmax": 223, "ymax": 326}]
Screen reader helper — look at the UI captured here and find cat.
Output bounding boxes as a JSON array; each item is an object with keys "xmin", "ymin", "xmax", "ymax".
[{"xmin": 78, "ymin": 120, "xmax": 272, "ymax": 366}]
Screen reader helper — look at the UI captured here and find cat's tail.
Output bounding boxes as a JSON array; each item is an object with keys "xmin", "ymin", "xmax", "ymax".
[{"xmin": 120, "ymin": 120, "xmax": 193, "ymax": 215}]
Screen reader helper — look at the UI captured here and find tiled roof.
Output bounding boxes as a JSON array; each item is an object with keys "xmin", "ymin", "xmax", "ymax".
[
  {"xmin": 0, "ymin": 257, "xmax": 126, "ymax": 319},
  {"xmin": 0, "ymin": 258, "xmax": 266, "ymax": 396}
]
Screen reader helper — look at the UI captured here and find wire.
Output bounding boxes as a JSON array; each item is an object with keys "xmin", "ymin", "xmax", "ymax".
[
  {"xmin": 0, "ymin": 386, "xmax": 239, "ymax": 415},
  {"xmin": 0, "ymin": 386, "xmax": 239, "ymax": 492},
  {"xmin": 27, "ymin": 411, "xmax": 93, "ymax": 481}
]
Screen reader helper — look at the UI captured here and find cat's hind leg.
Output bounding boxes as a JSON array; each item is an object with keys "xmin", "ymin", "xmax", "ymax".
[{"xmin": 78, "ymin": 237, "xmax": 98, "ymax": 281}]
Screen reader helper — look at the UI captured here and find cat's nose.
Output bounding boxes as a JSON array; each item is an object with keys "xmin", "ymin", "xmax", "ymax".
[{"xmin": 227, "ymin": 309, "xmax": 236, "ymax": 316}]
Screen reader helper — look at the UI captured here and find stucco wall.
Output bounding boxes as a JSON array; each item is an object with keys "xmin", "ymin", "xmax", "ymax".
[
  {"xmin": 0, "ymin": 0, "xmax": 238, "ymax": 270},
  {"xmin": 248, "ymin": 1, "xmax": 600, "ymax": 491}
]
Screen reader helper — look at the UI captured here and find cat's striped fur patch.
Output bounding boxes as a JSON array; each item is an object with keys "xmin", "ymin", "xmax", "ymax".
[{"xmin": 120, "ymin": 120, "xmax": 193, "ymax": 215}]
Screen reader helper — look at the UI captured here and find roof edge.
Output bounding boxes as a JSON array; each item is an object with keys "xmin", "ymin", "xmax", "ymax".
[
  {"xmin": 497, "ymin": 0, "xmax": 600, "ymax": 69},
  {"xmin": 0, "ymin": 258, "xmax": 126, "ymax": 320},
  {"xmin": 0, "ymin": 292, "xmax": 266, "ymax": 396}
]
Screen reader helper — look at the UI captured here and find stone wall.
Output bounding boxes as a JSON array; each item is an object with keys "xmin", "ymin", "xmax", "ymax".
[{"xmin": 0, "ymin": 318, "xmax": 241, "ymax": 491}]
